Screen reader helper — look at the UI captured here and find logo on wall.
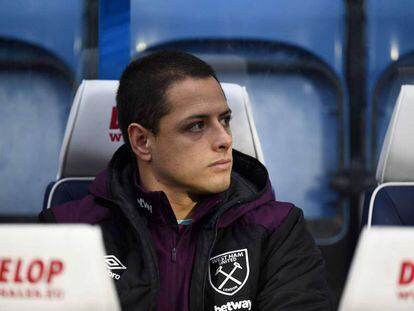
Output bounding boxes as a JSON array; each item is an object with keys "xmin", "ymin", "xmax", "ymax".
[
  {"xmin": 209, "ymin": 249, "xmax": 249, "ymax": 296},
  {"xmin": 109, "ymin": 107, "xmax": 123, "ymax": 142}
]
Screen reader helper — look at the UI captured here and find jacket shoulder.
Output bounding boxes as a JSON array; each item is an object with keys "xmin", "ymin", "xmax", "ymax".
[
  {"xmin": 244, "ymin": 201, "xmax": 301, "ymax": 232},
  {"xmin": 38, "ymin": 195, "xmax": 112, "ymax": 224},
  {"xmin": 255, "ymin": 206, "xmax": 332, "ymax": 310},
  {"xmin": 218, "ymin": 200, "xmax": 295, "ymax": 231}
]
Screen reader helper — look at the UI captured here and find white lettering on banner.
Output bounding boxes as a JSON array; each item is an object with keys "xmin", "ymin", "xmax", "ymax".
[
  {"xmin": 213, "ymin": 299, "xmax": 252, "ymax": 311},
  {"xmin": 137, "ymin": 198, "xmax": 153, "ymax": 213}
]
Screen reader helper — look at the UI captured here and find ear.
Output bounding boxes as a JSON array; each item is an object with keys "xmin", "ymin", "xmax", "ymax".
[{"xmin": 128, "ymin": 123, "xmax": 153, "ymax": 162}]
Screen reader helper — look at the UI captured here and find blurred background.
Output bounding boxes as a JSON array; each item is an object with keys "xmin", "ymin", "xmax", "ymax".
[{"xmin": 1, "ymin": 0, "xmax": 413, "ymax": 308}]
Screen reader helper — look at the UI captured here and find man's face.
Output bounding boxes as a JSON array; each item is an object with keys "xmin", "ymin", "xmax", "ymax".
[{"xmin": 148, "ymin": 76, "xmax": 233, "ymax": 195}]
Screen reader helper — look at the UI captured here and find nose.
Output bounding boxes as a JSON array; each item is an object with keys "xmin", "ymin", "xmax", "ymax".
[{"xmin": 211, "ymin": 121, "xmax": 232, "ymax": 152}]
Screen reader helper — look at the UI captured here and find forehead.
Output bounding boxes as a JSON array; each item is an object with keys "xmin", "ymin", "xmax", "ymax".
[{"xmin": 164, "ymin": 77, "xmax": 228, "ymax": 117}]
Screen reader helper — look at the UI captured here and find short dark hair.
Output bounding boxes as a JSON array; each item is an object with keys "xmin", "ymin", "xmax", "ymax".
[{"xmin": 116, "ymin": 51, "xmax": 220, "ymax": 147}]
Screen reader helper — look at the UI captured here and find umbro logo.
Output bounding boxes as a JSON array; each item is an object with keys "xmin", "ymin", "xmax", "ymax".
[
  {"xmin": 137, "ymin": 197, "xmax": 153, "ymax": 213},
  {"xmin": 209, "ymin": 249, "xmax": 250, "ymax": 296},
  {"xmin": 105, "ymin": 255, "xmax": 126, "ymax": 270},
  {"xmin": 104, "ymin": 255, "xmax": 126, "ymax": 281}
]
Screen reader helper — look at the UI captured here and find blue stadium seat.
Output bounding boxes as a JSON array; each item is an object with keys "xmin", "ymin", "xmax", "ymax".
[
  {"xmin": 363, "ymin": 85, "xmax": 414, "ymax": 227},
  {"xmin": 370, "ymin": 55, "xmax": 414, "ymax": 166},
  {"xmin": 366, "ymin": 1, "xmax": 414, "ymax": 167},
  {"xmin": 44, "ymin": 80, "xmax": 264, "ymax": 210},
  {"xmin": 365, "ymin": 184, "xmax": 414, "ymax": 226},
  {"xmin": 0, "ymin": 39, "xmax": 74, "ymax": 216}
]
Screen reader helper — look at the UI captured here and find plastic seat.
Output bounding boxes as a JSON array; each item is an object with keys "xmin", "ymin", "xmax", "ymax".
[
  {"xmin": 364, "ymin": 85, "xmax": 414, "ymax": 227},
  {"xmin": 0, "ymin": 39, "xmax": 74, "ymax": 216}
]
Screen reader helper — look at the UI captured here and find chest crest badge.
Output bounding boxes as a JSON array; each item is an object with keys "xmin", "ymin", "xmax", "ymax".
[{"xmin": 209, "ymin": 248, "xmax": 250, "ymax": 296}]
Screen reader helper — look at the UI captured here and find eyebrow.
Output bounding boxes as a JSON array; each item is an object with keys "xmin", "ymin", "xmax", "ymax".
[{"xmin": 184, "ymin": 108, "xmax": 232, "ymax": 121}]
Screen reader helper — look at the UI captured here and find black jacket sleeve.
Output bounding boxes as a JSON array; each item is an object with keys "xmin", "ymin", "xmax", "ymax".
[
  {"xmin": 256, "ymin": 207, "xmax": 332, "ymax": 311},
  {"xmin": 38, "ymin": 209, "xmax": 57, "ymax": 223}
]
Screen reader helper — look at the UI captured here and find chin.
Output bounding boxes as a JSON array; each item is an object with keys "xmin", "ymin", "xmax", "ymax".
[{"xmin": 198, "ymin": 177, "xmax": 231, "ymax": 194}]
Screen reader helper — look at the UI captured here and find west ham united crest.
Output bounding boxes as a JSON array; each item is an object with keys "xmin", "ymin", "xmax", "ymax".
[{"xmin": 209, "ymin": 249, "xmax": 250, "ymax": 296}]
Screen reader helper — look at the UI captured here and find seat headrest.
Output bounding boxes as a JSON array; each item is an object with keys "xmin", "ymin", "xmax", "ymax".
[
  {"xmin": 376, "ymin": 85, "xmax": 414, "ymax": 183},
  {"xmin": 57, "ymin": 80, "xmax": 264, "ymax": 178}
]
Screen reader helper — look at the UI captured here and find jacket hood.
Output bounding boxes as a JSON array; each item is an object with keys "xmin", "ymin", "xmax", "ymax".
[
  {"xmin": 224, "ymin": 148, "xmax": 274, "ymax": 206},
  {"xmin": 214, "ymin": 149, "xmax": 276, "ymax": 227},
  {"xmin": 88, "ymin": 145, "xmax": 276, "ymax": 227}
]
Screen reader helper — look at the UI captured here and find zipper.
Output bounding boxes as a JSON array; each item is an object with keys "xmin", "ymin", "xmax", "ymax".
[
  {"xmin": 171, "ymin": 224, "xmax": 190, "ymax": 264},
  {"xmin": 170, "ymin": 227, "xmax": 181, "ymax": 309},
  {"xmin": 171, "ymin": 247, "xmax": 177, "ymax": 263},
  {"xmin": 171, "ymin": 226, "xmax": 180, "ymax": 263}
]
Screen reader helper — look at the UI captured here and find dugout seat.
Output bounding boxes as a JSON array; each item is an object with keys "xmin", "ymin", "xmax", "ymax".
[
  {"xmin": 363, "ymin": 85, "xmax": 414, "ymax": 227},
  {"xmin": 44, "ymin": 80, "xmax": 264, "ymax": 209}
]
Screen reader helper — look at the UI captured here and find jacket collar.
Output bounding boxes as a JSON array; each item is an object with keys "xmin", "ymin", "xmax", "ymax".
[
  {"xmin": 88, "ymin": 144, "xmax": 274, "ymax": 227},
  {"xmin": 132, "ymin": 181, "xmax": 222, "ymax": 226},
  {"xmin": 89, "ymin": 145, "xmax": 223, "ymax": 226}
]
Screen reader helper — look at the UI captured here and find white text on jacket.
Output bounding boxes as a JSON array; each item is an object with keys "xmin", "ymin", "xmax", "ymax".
[
  {"xmin": 214, "ymin": 299, "xmax": 252, "ymax": 311},
  {"xmin": 137, "ymin": 198, "xmax": 152, "ymax": 213}
]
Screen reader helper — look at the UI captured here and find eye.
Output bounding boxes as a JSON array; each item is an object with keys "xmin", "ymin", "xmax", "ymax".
[
  {"xmin": 188, "ymin": 121, "xmax": 205, "ymax": 132},
  {"xmin": 221, "ymin": 115, "xmax": 232, "ymax": 127}
]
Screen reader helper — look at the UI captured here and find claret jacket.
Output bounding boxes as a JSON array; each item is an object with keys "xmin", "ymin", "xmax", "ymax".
[{"xmin": 39, "ymin": 145, "xmax": 332, "ymax": 311}]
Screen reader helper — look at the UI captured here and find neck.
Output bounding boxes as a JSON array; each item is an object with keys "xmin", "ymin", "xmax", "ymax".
[
  {"xmin": 138, "ymin": 162, "xmax": 198, "ymax": 220},
  {"xmin": 163, "ymin": 191, "xmax": 198, "ymax": 220}
]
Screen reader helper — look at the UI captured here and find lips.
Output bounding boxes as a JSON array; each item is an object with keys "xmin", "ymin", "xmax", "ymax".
[{"xmin": 209, "ymin": 159, "xmax": 232, "ymax": 170}]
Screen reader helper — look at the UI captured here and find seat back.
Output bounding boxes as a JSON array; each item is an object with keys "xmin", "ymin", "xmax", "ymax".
[
  {"xmin": 365, "ymin": 85, "xmax": 414, "ymax": 226},
  {"xmin": 45, "ymin": 80, "xmax": 263, "ymax": 209},
  {"xmin": 0, "ymin": 42, "xmax": 73, "ymax": 216}
]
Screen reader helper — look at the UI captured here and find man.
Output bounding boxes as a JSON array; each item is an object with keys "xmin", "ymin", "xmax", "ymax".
[{"xmin": 39, "ymin": 51, "xmax": 331, "ymax": 310}]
